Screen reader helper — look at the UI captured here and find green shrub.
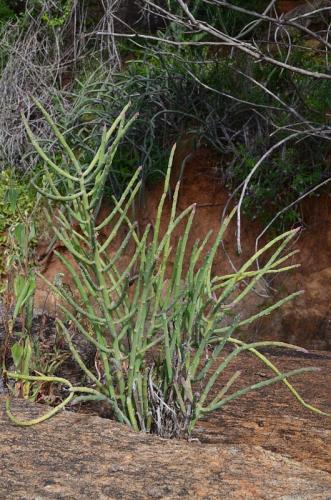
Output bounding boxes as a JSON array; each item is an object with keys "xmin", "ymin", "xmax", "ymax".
[
  {"xmin": 0, "ymin": 176, "xmax": 68, "ymax": 403},
  {"xmin": 1, "ymin": 244, "xmax": 69, "ymax": 404},
  {"xmin": 163, "ymin": 0, "xmax": 267, "ymax": 36},
  {"xmin": 5, "ymin": 101, "xmax": 327, "ymax": 436},
  {"xmin": 0, "ymin": 170, "xmax": 37, "ymax": 284},
  {"xmin": 57, "ymin": 24, "xmax": 330, "ymax": 230},
  {"xmin": 2, "ymin": 0, "xmax": 330, "ymax": 230},
  {"xmin": 0, "ymin": 0, "xmax": 14, "ymax": 23}
]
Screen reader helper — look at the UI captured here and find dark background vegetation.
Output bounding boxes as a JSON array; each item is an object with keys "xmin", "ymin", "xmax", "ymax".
[{"xmin": 0, "ymin": 0, "xmax": 330, "ymax": 231}]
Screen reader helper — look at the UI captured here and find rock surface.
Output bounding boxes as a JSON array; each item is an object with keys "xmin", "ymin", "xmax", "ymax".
[{"xmin": 1, "ymin": 349, "xmax": 330, "ymax": 499}]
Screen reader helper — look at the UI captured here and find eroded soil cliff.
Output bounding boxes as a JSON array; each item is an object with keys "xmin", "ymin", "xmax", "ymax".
[{"xmin": 35, "ymin": 141, "xmax": 331, "ymax": 350}]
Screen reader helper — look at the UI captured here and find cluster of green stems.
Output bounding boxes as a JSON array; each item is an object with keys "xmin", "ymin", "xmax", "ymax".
[{"xmin": 5, "ymin": 101, "xmax": 328, "ymax": 436}]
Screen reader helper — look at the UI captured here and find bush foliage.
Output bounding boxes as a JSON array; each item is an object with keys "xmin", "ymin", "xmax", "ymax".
[
  {"xmin": 57, "ymin": 35, "xmax": 331, "ymax": 227},
  {"xmin": 0, "ymin": 0, "xmax": 330, "ymax": 231},
  {"xmin": 0, "ymin": 170, "xmax": 37, "ymax": 282}
]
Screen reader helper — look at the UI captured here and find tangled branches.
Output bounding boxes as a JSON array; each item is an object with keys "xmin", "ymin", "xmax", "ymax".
[
  {"xmin": 1, "ymin": 0, "xmax": 331, "ymax": 248},
  {"xmin": 117, "ymin": 0, "xmax": 331, "ymax": 249},
  {"xmin": 0, "ymin": 0, "xmax": 121, "ymax": 171}
]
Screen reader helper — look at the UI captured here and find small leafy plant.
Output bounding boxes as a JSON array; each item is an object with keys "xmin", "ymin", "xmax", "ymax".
[
  {"xmin": 4, "ymin": 101, "xmax": 328, "ymax": 436},
  {"xmin": 0, "ymin": 169, "xmax": 37, "ymax": 282},
  {"xmin": 0, "ymin": 202, "xmax": 37, "ymax": 392},
  {"xmin": 0, "ymin": 188, "xmax": 67, "ymax": 403}
]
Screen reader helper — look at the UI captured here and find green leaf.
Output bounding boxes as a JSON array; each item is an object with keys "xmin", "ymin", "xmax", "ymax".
[
  {"xmin": 22, "ymin": 338, "xmax": 33, "ymax": 376},
  {"xmin": 14, "ymin": 223, "xmax": 26, "ymax": 250},
  {"xmin": 14, "ymin": 275, "xmax": 25, "ymax": 300},
  {"xmin": 11, "ymin": 342, "xmax": 23, "ymax": 369},
  {"xmin": 5, "ymin": 187, "xmax": 19, "ymax": 212},
  {"xmin": 13, "ymin": 275, "xmax": 36, "ymax": 320}
]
